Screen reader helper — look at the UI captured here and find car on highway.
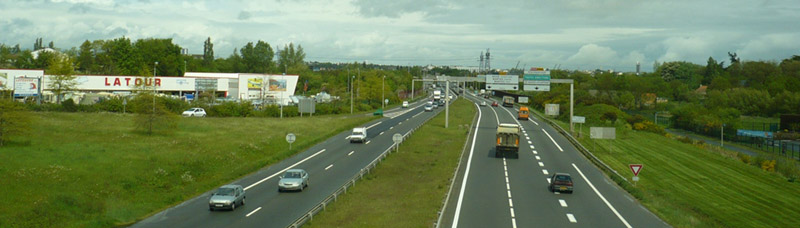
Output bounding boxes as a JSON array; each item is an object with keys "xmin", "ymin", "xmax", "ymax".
[
  {"xmin": 432, "ymin": 102, "xmax": 439, "ymax": 109},
  {"xmin": 209, "ymin": 185, "xmax": 245, "ymax": 211},
  {"xmin": 349, "ymin": 127, "xmax": 367, "ymax": 143},
  {"xmin": 491, "ymin": 101, "xmax": 499, "ymax": 107},
  {"xmin": 402, "ymin": 101, "xmax": 409, "ymax": 108},
  {"xmin": 424, "ymin": 104, "xmax": 433, "ymax": 111},
  {"xmin": 549, "ymin": 173, "xmax": 574, "ymax": 193},
  {"xmin": 279, "ymin": 169, "xmax": 309, "ymax": 192},
  {"xmin": 182, "ymin": 108, "xmax": 206, "ymax": 117},
  {"xmin": 480, "ymin": 101, "xmax": 487, "ymax": 106}
]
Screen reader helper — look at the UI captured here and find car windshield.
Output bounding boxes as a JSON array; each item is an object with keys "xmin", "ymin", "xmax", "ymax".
[
  {"xmin": 215, "ymin": 187, "xmax": 235, "ymax": 196},
  {"xmin": 283, "ymin": 172, "xmax": 301, "ymax": 178},
  {"xmin": 555, "ymin": 175, "xmax": 571, "ymax": 181}
]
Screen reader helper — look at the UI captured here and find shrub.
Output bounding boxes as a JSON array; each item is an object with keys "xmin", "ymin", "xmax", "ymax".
[
  {"xmin": 738, "ymin": 154, "xmax": 752, "ymax": 164},
  {"xmin": 61, "ymin": 99, "xmax": 78, "ymax": 112},
  {"xmin": 761, "ymin": 160, "xmax": 776, "ymax": 172},
  {"xmin": 0, "ymin": 99, "xmax": 32, "ymax": 146}
]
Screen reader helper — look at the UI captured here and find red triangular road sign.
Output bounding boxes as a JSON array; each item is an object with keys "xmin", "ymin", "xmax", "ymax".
[{"xmin": 629, "ymin": 164, "xmax": 643, "ymax": 176}]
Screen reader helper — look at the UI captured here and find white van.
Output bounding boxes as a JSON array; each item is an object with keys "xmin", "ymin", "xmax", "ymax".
[{"xmin": 349, "ymin": 127, "xmax": 367, "ymax": 143}]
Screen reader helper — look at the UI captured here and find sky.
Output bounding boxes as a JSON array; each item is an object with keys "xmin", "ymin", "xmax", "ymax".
[{"xmin": 1, "ymin": 0, "xmax": 798, "ymax": 71}]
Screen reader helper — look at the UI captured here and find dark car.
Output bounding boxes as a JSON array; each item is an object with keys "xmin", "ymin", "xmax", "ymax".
[
  {"xmin": 491, "ymin": 101, "xmax": 499, "ymax": 107},
  {"xmin": 209, "ymin": 185, "xmax": 245, "ymax": 211},
  {"xmin": 549, "ymin": 173, "xmax": 574, "ymax": 193}
]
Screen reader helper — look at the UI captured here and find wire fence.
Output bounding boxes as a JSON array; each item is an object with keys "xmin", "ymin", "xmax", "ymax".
[{"xmin": 731, "ymin": 135, "xmax": 800, "ymax": 161}]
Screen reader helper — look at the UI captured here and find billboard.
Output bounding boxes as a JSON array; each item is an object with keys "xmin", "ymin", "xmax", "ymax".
[
  {"xmin": 195, "ymin": 79, "xmax": 218, "ymax": 91},
  {"xmin": 269, "ymin": 79, "xmax": 287, "ymax": 91},
  {"xmin": 545, "ymin": 103, "xmax": 559, "ymax": 116},
  {"xmin": 0, "ymin": 73, "xmax": 7, "ymax": 89},
  {"xmin": 523, "ymin": 69, "xmax": 551, "ymax": 91},
  {"xmin": 247, "ymin": 78, "xmax": 263, "ymax": 90},
  {"xmin": 590, "ymin": 127, "xmax": 616, "ymax": 139},
  {"xmin": 14, "ymin": 77, "xmax": 39, "ymax": 97}
]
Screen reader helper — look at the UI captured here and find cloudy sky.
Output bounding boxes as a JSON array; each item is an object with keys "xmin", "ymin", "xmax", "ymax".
[{"xmin": 1, "ymin": 0, "xmax": 798, "ymax": 71}]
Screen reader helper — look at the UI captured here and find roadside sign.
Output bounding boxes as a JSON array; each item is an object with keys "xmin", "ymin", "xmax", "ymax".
[
  {"xmin": 286, "ymin": 133, "xmax": 296, "ymax": 143},
  {"xmin": 518, "ymin": 96, "xmax": 529, "ymax": 103},
  {"xmin": 572, "ymin": 116, "xmax": 586, "ymax": 123},
  {"xmin": 629, "ymin": 164, "xmax": 643, "ymax": 176},
  {"xmin": 286, "ymin": 133, "xmax": 296, "ymax": 150},
  {"xmin": 392, "ymin": 133, "xmax": 403, "ymax": 143},
  {"xmin": 485, "ymin": 74, "xmax": 518, "ymax": 91}
]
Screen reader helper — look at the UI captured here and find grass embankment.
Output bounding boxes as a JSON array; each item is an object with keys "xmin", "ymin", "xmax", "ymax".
[
  {"xmin": 545, "ymin": 113, "xmax": 800, "ymax": 227},
  {"xmin": 306, "ymin": 99, "xmax": 475, "ymax": 228},
  {"xmin": 0, "ymin": 112, "xmax": 376, "ymax": 228}
]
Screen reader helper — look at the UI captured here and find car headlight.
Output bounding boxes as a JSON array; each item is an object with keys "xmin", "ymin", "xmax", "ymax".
[{"xmin": 209, "ymin": 200, "xmax": 214, "ymax": 204}]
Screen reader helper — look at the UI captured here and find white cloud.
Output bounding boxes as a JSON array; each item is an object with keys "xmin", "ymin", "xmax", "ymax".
[
  {"xmin": 658, "ymin": 36, "xmax": 713, "ymax": 63},
  {"xmin": 737, "ymin": 33, "xmax": 800, "ymax": 61}
]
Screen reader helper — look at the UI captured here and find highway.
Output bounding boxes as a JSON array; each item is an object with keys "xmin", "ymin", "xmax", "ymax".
[
  {"xmin": 438, "ymin": 92, "xmax": 670, "ymax": 228},
  {"xmin": 131, "ymin": 91, "xmax": 455, "ymax": 228}
]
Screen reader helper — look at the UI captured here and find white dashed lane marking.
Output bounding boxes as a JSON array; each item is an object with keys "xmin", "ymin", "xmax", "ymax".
[
  {"xmin": 535, "ymin": 156, "xmax": 541, "ymax": 160},
  {"xmin": 538, "ymin": 162, "xmax": 544, "ymax": 167},
  {"xmin": 325, "ymin": 164, "xmax": 333, "ymax": 170},
  {"xmin": 348, "ymin": 151, "xmax": 354, "ymax": 156},
  {"xmin": 542, "ymin": 169, "xmax": 549, "ymax": 175},
  {"xmin": 567, "ymin": 213, "xmax": 577, "ymax": 223},
  {"xmin": 559, "ymin": 199, "xmax": 568, "ymax": 207},
  {"xmin": 246, "ymin": 207, "xmax": 262, "ymax": 217}
]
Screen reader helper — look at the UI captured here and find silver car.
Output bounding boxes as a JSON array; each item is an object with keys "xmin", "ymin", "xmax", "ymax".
[
  {"xmin": 209, "ymin": 185, "xmax": 245, "ymax": 211},
  {"xmin": 279, "ymin": 169, "xmax": 309, "ymax": 192}
]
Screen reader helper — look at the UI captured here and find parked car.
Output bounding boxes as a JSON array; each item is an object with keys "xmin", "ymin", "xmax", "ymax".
[
  {"xmin": 549, "ymin": 173, "xmax": 574, "ymax": 193},
  {"xmin": 182, "ymin": 108, "xmax": 206, "ymax": 117},
  {"xmin": 279, "ymin": 169, "xmax": 309, "ymax": 192},
  {"xmin": 402, "ymin": 101, "xmax": 409, "ymax": 108},
  {"xmin": 424, "ymin": 104, "xmax": 433, "ymax": 111},
  {"xmin": 491, "ymin": 101, "xmax": 499, "ymax": 107},
  {"xmin": 209, "ymin": 185, "xmax": 245, "ymax": 211}
]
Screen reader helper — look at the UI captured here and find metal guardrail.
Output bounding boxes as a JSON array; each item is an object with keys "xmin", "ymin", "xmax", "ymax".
[
  {"xmin": 531, "ymin": 110, "xmax": 629, "ymax": 183},
  {"xmin": 286, "ymin": 103, "xmax": 440, "ymax": 228}
]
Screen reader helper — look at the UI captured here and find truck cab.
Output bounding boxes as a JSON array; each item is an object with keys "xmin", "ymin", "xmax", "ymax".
[
  {"xmin": 496, "ymin": 123, "xmax": 520, "ymax": 159},
  {"xmin": 349, "ymin": 127, "xmax": 367, "ymax": 143}
]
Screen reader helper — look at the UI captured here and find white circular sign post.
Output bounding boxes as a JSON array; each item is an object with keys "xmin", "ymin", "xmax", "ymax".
[
  {"xmin": 392, "ymin": 133, "xmax": 403, "ymax": 151},
  {"xmin": 286, "ymin": 133, "xmax": 296, "ymax": 150}
]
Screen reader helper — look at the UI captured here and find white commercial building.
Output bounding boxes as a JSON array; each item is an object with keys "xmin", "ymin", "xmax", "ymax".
[{"xmin": 0, "ymin": 69, "xmax": 299, "ymax": 105}]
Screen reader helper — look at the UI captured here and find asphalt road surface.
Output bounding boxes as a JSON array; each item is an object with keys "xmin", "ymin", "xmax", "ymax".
[
  {"xmin": 438, "ymin": 92, "xmax": 670, "ymax": 228},
  {"xmin": 131, "ymin": 92, "xmax": 457, "ymax": 228}
]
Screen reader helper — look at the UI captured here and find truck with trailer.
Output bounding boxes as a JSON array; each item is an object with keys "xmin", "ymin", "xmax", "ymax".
[{"xmin": 495, "ymin": 123, "xmax": 520, "ymax": 159}]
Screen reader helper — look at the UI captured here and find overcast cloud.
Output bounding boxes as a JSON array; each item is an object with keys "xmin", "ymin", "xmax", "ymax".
[{"xmin": 1, "ymin": 0, "xmax": 798, "ymax": 71}]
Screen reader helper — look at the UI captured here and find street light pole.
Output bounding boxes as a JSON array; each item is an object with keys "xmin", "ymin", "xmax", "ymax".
[
  {"xmin": 351, "ymin": 75, "xmax": 354, "ymax": 114},
  {"xmin": 382, "ymin": 75, "xmax": 385, "ymax": 110}
]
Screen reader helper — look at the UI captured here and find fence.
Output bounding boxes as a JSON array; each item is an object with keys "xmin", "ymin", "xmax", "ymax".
[
  {"xmin": 286, "ymin": 100, "xmax": 439, "ymax": 228},
  {"xmin": 731, "ymin": 134, "xmax": 800, "ymax": 161}
]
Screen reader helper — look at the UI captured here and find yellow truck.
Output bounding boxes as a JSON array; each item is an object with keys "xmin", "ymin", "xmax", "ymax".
[{"xmin": 496, "ymin": 123, "xmax": 520, "ymax": 159}]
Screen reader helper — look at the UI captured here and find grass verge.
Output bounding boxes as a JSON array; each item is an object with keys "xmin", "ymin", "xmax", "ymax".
[
  {"xmin": 0, "ymin": 112, "xmax": 377, "ymax": 228},
  {"xmin": 305, "ymin": 99, "xmax": 475, "ymax": 228},
  {"xmin": 542, "ymin": 111, "xmax": 800, "ymax": 227}
]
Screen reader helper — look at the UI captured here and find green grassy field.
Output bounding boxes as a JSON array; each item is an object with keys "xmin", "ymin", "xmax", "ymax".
[
  {"xmin": 0, "ymin": 112, "xmax": 376, "ymax": 228},
  {"xmin": 550, "ymin": 116, "xmax": 800, "ymax": 227},
  {"xmin": 305, "ymin": 99, "xmax": 475, "ymax": 228}
]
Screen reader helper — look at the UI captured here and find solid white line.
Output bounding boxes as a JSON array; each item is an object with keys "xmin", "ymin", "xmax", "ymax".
[
  {"xmin": 380, "ymin": 132, "xmax": 385, "ymax": 135},
  {"xmin": 452, "ymin": 103, "xmax": 482, "ymax": 228},
  {"xmin": 246, "ymin": 207, "xmax": 262, "ymax": 217},
  {"xmin": 559, "ymin": 199, "xmax": 568, "ymax": 207},
  {"xmin": 538, "ymin": 162, "xmax": 544, "ymax": 167},
  {"xmin": 535, "ymin": 156, "xmax": 541, "ymax": 160},
  {"xmin": 366, "ymin": 140, "xmax": 371, "ymax": 144},
  {"xmin": 542, "ymin": 129, "xmax": 564, "ymax": 152},
  {"xmin": 348, "ymin": 151, "xmax": 354, "ymax": 156},
  {"xmin": 489, "ymin": 105, "xmax": 500, "ymax": 125},
  {"xmin": 245, "ymin": 149, "xmax": 326, "ymax": 191},
  {"xmin": 366, "ymin": 121, "xmax": 382, "ymax": 129},
  {"xmin": 572, "ymin": 163, "xmax": 632, "ymax": 228},
  {"xmin": 325, "ymin": 164, "xmax": 333, "ymax": 170},
  {"xmin": 529, "ymin": 118, "xmax": 539, "ymax": 126},
  {"xmin": 542, "ymin": 169, "xmax": 549, "ymax": 175},
  {"xmin": 567, "ymin": 213, "xmax": 577, "ymax": 223}
]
